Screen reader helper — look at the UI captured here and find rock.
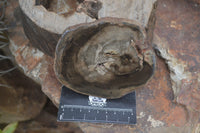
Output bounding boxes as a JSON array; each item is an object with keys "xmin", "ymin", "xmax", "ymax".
[
  {"xmin": 5, "ymin": 0, "xmax": 62, "ymax": 107},
  {"xmin": 0, "ymin": 0, "xmax": 46, "ymax": 124},
  {"xmin": 15, "ymin": 101, "xmax": 83, "ymax": 133},
  {"xmin": 0, "ymin": 50, "xmax": 46, "ymax": 123},
  {"xmin": 190, "ymin": 0, "xmax": 200, "ymax": 4},
  {"xmin": 5, "ymin": 0, "xmax": 200, "ymax": 132},
  {"xmin": 153, "ymin": 0, "xmax": 200, "ymax": 112}
]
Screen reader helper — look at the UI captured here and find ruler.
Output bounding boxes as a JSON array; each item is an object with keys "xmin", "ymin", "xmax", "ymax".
[{"xmin": 57, "ymin": 86, "xmax": 136, "ymax": 124}]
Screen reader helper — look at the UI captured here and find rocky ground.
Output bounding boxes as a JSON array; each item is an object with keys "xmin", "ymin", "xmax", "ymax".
[{"xmin": 0, "ymin": 0, "xmax": 200, "ymax": 133}]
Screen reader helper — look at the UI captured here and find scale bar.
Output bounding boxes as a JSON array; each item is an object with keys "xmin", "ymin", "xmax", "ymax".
[
  {"xmin": 62, "ymin": 105, "xmax": 133, "ymax": 112},
  {"xmin": 58, "ymin": 86, "xmax": 136, "ymax": 124},
  {"xmin": 59, "ymin": 118, "xmax": 134, "ymax": 124}
]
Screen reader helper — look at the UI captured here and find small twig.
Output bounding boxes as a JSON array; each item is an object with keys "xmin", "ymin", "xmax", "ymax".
[
  {"xmin": 0, "ymin": 0, "xmax": 16, "ymax": 77},
  {"xmin": 0, "ymin": 34, "xmax": 7, "ymax": 39},
  {"xmin": 0, "ymin": 42, "xmax": 9, "ymax": 48},
  {"xmin": 0, "ymin": 54, "xmax": 12, "ymax": 60},
  {"xmin": 0, "ymin": 84, "xmax": 12, "ymax": 89},
  {"xmin": 0, "ymin": 27, "xmax": 9, "ymax": 31},
  {"xmin": 0, "ymin": 66, "xmax": 17, "ymax": 76}
]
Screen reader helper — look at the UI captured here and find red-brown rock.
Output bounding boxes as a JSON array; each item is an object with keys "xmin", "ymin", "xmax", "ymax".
[{"xmin": 5, "ymin": 0, "xmax": 200, "ymax": 132}]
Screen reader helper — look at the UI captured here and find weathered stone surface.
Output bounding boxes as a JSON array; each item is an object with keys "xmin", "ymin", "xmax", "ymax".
[
  {"xmin": 78, "ymin": 56, "xmax": 193, "ymax": 132},
  {"xmin": 5, "ymin": 0, "xmax": 62, "ymax": 107},
  {"xmin": 153, "ymin": 0, "xmax": 200, "ymax": 112},
  {"xmin": 0, "ymin": 1, "xmax": 46, "ymax": 123},
  {"xmin": 191, "ymin": 0, "xmax": 200, "ymax": 4},
  {"xmin": 0, "ymin": 0, "xmax": 46, "ymax": 124},
  {"xmin": 0, "ymin": 49, "xmax": 47, "ymax": 123},
  {"xmin": 15, "ymin": 101, "xmax": 83, "ymax": 133},
  {"xmin": 5, "ymin": 0, "xmax": 200, "ymax": 132}
]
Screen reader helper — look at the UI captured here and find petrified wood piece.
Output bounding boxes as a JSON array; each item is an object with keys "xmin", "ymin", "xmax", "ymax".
[
  {"xmin": 19, "ymin": 0, "xmax": 156, "ymax": 57},
  {"xmin": 55, "ymin": 18, "xmax": 155, "ymax": 98},
  {"xmin": 19, "ymin": 0, "xmax": 94, "ymax": 57}
]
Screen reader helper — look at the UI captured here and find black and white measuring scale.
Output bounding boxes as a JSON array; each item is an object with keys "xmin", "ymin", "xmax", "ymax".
[{"xmin": 57, "ymin": 86, "xmax": 136, "ymax": 124}]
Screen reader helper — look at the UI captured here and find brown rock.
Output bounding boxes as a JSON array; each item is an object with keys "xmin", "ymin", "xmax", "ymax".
[
  {"xmin": 5, "ymin": 0, "xmax": 200, "ymax": 132},
  {"xmin": 0, "ymin": 50, "xmax": 46, "ymax": 123},
  {"xmin": 0, "ymin": 0, "xmax": 46, "ymax": 124},
  {"xmin": 153, "ymin": 0, "xmax": 200, "ymax": 112},
  {"xmin": 190, "ymin": 0, "xmax": 200, "ymax": 4},
  {"xmin": 15, "ymin": 101, "xmax": 83, "ymax": 133}
]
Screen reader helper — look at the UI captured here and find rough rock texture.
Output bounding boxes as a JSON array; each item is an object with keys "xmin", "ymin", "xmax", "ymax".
[
  {"xmin": 0, "ymin": 49, "xmax": 46, "ymax": 123},
  {"xmin": 190, "ymin": 0, "xmax": 200, "ymax": 4},
  {"xmin": 0, "ymin": 1, "xmax": 46, "ymax": 122},
  {"xmin": 5, "ymin": 0, "xmax": 62, "ymax": 106},
  {"xmin": 5, "ymin": 0, "xmax": 200, "ymax": 132},
  {"xmin": 15, "ymin": 101, "xmax": 83, "ymax": 133},
  {"xmin": 153, "ymin": 0, "xmax": 200, "ymax": 113}
]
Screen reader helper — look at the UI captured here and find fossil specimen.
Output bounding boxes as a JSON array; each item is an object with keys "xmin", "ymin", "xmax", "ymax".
[{"xmin": 54, "ymin": 18, "xmax": 155, "ymax": 98}]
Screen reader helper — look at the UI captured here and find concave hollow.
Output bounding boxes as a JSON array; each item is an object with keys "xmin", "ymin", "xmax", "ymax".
[
  {"xmin": 55, "ymin": 18, "xmax": 155, "ymax": 98},
  {"xmin": 36, "ymin": 0, "xmax": 80, "ymax": 17}
]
